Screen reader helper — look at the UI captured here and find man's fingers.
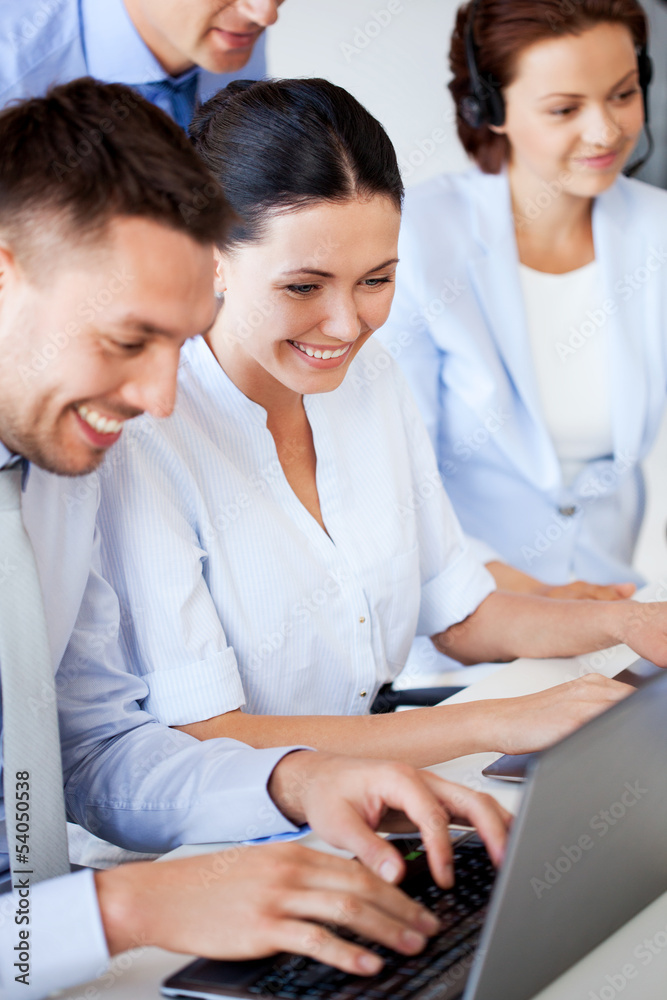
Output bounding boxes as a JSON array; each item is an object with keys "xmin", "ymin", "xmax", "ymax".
[
  {"xmin": 272, "ymin": 919, "xmax": 384, "ymax": 976},
  {"xmin": 422, "ymin": 774, "xmax": 512, "ymax": 868},
  {"xmin": 282, "ymin": 888, "xmax": 433, "ymax": 956},
  {"xmin": 320, "ymin": 801, "xmax": 408, "ymax": 884},
  {"xmin": 290, "ymin": 853, "xmax": 439, "ymax": 937},
  {"xmin": 363, "ymin": 767, "xmax": 457, "ymax": 888}
]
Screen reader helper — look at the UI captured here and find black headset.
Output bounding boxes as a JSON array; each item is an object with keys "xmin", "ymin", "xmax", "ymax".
[{"xmin": 459, "ymin": 0, "xmax": 654, "ymax": 172}]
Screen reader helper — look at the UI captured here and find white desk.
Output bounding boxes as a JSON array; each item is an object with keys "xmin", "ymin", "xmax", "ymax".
[{"xmin": 58, "ymin": 583, "xmax": 667, "ymax": 1000}]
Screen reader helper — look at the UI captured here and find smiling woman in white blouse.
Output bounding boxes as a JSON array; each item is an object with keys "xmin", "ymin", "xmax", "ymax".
[
  {"xmin": 378, "ymin": 0, "xmax": 667, "ymax": 599},
  {"xmin": 95, "ymin": 78, "xmax": 667, "ymax": 767}
]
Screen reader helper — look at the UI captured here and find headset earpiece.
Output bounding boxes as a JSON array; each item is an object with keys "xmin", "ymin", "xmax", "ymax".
[
  {"xmin": 461, "ymin": 0, "xmax": 505, "ymax": 129},
  {"xmin": 637, "ymin": 44, "xmax": 653, "ymax": 123},
  {"xmin": 623, "ymin": 42, "xmax": 654, "ymax": 176}
]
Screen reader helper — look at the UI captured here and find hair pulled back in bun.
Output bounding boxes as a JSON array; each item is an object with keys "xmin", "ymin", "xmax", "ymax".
[{"xmin": 189, "ymin": 78, "xmax": 403, "ymax": 248}]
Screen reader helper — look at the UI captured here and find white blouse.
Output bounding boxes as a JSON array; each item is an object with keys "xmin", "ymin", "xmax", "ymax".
[
  {"xmin": 519, "ymin": 261, "xmax": 614, "ymax": 486},
  {"xmin": 96, "ymin": 335, "xmax": 495, "ymax": 726}
]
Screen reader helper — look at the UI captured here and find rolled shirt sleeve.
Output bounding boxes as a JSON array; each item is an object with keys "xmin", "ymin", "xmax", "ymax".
[
  {"xmin": 417, "ymin": 547, "xmax": 496, "ymax": 637},
  {"xmin": 141, "ymin": 647, "xmax": 245, "ymax": 728}
]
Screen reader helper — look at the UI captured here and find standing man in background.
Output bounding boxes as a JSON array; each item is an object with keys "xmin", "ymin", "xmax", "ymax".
[{"xmin": 0, "ymin": 0, "xmax": 283, "ymax": 127}]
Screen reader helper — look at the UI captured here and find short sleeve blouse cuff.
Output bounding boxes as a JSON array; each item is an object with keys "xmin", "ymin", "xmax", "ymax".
[
  {"xmin": 141, "ymin": 647, "xmax": 246, "ymax": 726},
  {"xmin": 417, "ymin": 548, "xmax": 496, "ymax": 636}
]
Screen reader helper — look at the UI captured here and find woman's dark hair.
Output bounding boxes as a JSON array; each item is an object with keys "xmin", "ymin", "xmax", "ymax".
[
  {"xmin": 189, "ymin": 78, "xmax": 403, "ymax": 248},
  {"xmin": 449, "ymin": 0, "xmax": 649, "ymax": 173},
  {"xmin": 0, "ymin": 77, "xmax": 231, "ymax": 271}
]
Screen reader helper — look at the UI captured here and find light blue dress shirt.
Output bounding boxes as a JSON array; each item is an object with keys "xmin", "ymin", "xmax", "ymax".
[
  {"xmin": 96, "ymin": 336, "xmax": 496, "ymax": 727},
  {"xmin": 0, "ymin": 0, "xmax": 267, "ymax": 123},
  {"xmin": 0, "ymin": 442, "xmax": 307, "ymax": 999}
]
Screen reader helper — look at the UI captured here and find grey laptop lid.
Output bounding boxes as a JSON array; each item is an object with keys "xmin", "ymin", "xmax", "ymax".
[{"xmin": 464, "ymin": 670, "xmax": 667, "ymax": 1000}]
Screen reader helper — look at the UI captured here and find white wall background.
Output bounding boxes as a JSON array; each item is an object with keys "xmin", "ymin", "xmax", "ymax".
[{"xmin": 267, "ymin": 0, "xmax": 667, "ymax": 584}]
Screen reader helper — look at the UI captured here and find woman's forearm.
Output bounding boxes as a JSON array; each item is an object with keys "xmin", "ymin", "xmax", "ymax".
[
  {"xmin": 174, "ymin": 666, "xmax": 634, "ymax": 768},
  {"xmin": 433, "ymin": 590, "xmax": 646, "ymax": 665},
  {"xmin": 175, "ymin": 705, "xmax": 495, "ymax": 769}
]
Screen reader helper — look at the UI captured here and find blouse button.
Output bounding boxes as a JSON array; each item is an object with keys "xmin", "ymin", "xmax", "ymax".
[
  {"xmin": 558, "ymin": 505, "xmax": 577, "ymax": 517},
  {"xmin": 359, "ymin": 690, "xmax": 367, "ymax": 698},
  {"xmin": 359, "ymin": 616, "xmax": 366, "ymax": 623}
]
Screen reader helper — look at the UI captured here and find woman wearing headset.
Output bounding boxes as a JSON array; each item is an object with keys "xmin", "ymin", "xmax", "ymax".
[{"xmin": 379, "ymin": 0, "xmax": 667, "ymax": 598}]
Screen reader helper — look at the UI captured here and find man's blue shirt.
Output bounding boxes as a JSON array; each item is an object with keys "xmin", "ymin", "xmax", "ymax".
[{"xmin": 0, "ymin": 0, "xmax": 267, "ymax": 123}]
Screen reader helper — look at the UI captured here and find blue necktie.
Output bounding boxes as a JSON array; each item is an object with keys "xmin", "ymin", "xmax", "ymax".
[{"xmin": 136, "ymin": 72, "xmax": 199, "ymax": 131}]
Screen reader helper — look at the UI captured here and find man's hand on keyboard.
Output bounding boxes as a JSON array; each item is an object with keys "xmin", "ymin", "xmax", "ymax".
[
  {"xmin": 95, "ymin": 841, "xmax": 441, "ymax": 975},
  {"xmin": 268, "ymin": 753, "xmax": 512, "ymax": 888}
]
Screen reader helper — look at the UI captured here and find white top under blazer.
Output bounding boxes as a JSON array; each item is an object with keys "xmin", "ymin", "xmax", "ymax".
[
  {"xmin": 377, "ymin": 169, "xmax": 667, "ymax": 586},
  {"xmin": 518, "ymin": 260, "xmax": 614, "ymax": 487},
  {"xmin": 95, "ymin": 335, "xmax": 495, "ymax": 726}
]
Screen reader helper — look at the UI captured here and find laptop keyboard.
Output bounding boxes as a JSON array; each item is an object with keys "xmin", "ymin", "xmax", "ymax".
[{"xmin": 245, "ymin": 839, "xmax": 495, "ymax": 1000}]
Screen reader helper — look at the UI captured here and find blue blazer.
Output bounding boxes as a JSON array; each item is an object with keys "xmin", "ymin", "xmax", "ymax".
[{"xmin": 379, "ymin": 169, "xmax": 667, "ymax": 585}]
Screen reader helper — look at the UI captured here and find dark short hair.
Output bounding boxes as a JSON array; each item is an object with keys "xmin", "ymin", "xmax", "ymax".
[
  {"xmin": 0, "ymin": 76, "xmax": 232, "ymax": 269},
  {"xmin": 189, "ymin": 78, "xmax": 403, "ymax": 249},
  {"xmin": 449, "ymin": 0, "xmax": 648, "ymax": 173}
]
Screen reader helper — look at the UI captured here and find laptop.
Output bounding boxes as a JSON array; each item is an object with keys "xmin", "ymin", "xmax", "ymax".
[{"xmin": 162, "ymin": 668, "xmax": 667, "ymax": 1000}]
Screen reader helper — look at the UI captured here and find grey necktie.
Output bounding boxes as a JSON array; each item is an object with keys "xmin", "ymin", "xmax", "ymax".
[{"xmin": 0, "ymin": 466, "xmax": 70, "ymax": 883}]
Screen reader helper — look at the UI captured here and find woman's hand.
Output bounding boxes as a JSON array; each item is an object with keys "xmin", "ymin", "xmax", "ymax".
[
  {"xmin": 539, "ymin": 580, "xmax": 636, "ymax": 601},
  {"xmin": 613, "ymin": 599, "xmax": 667, "ymax": 667},
  {"xmin": 486, "ymin": 561, "xmax": 636, "ymax": 601},
  {"xmin": 482, "ymin": 673, "xmax": 635, "ymax": 756},
  {"xmin": 269, "ymin": 752, "xmax": 512, "ymax": 885}
]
